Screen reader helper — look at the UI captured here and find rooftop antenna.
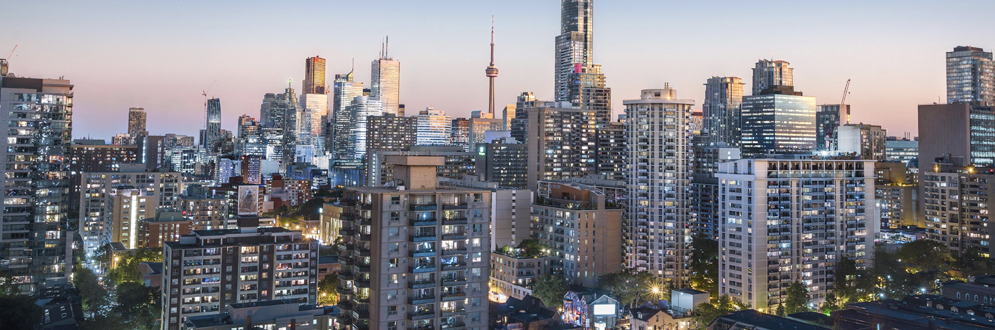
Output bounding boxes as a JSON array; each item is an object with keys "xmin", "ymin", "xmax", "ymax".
[
  {"xmin": 386, "ymin": 35, "xmax": 390, "ymax": 59},
  {"xmin": 490, "ymin": 16, "xmax": 495, "ymax": 66}
]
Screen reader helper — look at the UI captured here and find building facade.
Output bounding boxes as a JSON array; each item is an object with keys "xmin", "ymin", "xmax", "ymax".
[
  {"xmin": 740, "ymin": 87, "xmax": 817, "ymax": 158},
  {"xmin": 366, "ymin": 114, "xmax": 417, "ymax": 154},
  {"xmin": 336, "ymin": 156, "xmax": 490, "ymax": 330},
  {"xmin": 161, "ymin": 222, "xmax": 318, "ymax": 330},
  {"xmin": 531, "ymin": 182, "xmax": 623, "ymax": 288},
  {"xmin": 0, "ymin": 75, "xmax": 75, "ymax": 293},
  {"xmin": 947, "ymin": 46, "xmax": 994, "ymax": 106},
  {"xmin": 752, "ymin": 59, "xmax": 794, "ymax": 95},
  {"xmin": 815, "ymin": 104, "xmax": 850, "ymax": 151},
  {"xmin": 717, "ymin": 159, "xmax": 878, "ymax": 309},
  {"xmin": 371, "ymin": 57, "xmax": 401, "ymax": 116},
  {"xmin": 475, "ymin": 137, "xmax": 529, "ymax": 189},
  {"xmin": 623, "ymin": 87, "xmax": 694, "ymax": 286},
  {"xmin": 837, "ymin": 123, "xmax": 888, "ymax": 161},
  {"xmin": 304, "ymin": 56, "xmax": 327, "ymax": 95},
  {"xmin": 922, "ymin": 157, "xmax": 995, "ymax": 257},
  {"xmin": 555, "ymin": 0, "xmax": 594, "ymax": 103},
  {"xmin": 129, "ymin": 107, "xmax": 148, "ymax": 139},
  {"xmin": 525, "ymin": 105, "xmax": 598, "ymax": 190},
  {"xmin": 702, "ymin": 76, "xmax": 745, "ymax": 147},
  {"xmin": 416, "ymin": 108, "xmax": 453, "ymax": 146}
]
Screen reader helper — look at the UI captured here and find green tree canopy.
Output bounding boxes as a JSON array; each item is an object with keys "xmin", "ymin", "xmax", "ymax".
[
  {"xmin": 597, "ymin": 270, "xmax": 655, "ymax": 307},
  {"xmin": 318, "ymin": 274, "xmax": 341, "ymax": 306},
  {"xmin": 533, "ymin": 274, "xmax": 569, "ymax": 308},
  {"xmin": 114, "ymin": 282, "xmax": 161, "ymax": 330},
  {"xmin": 690, "ymin": 234, "xmax": 719, "ymax": 296},
  {"xmin": 692, "ymin": 294, "xmax": 738, "ymax": 330},
  {"xmin": 0, "ymin": 294, "xmax": 43, "ymax": 330},
  {"xmin": 783, "ymin": 281, "xmax": 811, "ymax": 315},
  {"xmin": 73, "ymin": 267, "xmax": 110, "ymax": 318}
]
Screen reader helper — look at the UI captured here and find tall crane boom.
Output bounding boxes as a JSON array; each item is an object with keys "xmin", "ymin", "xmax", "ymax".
[
  {"xmin": 202, "ymin": 79, "xmax": 218, "ymax": 98},
  {"xmin": 840, "ymin": 79, "xmax": 851, "ymax": 124},
  {"xmin": 4, "ymin": 45, "xmax": 16, "ymax": 59}
]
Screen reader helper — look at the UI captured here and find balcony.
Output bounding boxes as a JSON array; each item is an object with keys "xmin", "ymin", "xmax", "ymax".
[
  {"xmin": 339, "ymin": 228, "xmax": 355, "ymax": 236},
  {"xmin": 408, "ymin": 279, "xmax": 436, "ymax": 289},
  {"xmin": 443, "ymin": 262, "xmax": 467, "ymax": 271},
  {"xmin": 410, "ymin": 204, "xmax": 437, "ymax": 211},
  {"xmin": 441, "ymin": 308, "xmax": 466, "ymax": 317},
  {"xmin": 442, "ymin": 277, "xmax": 467, "ymax": 285},
  {"xmin": 410, "ymin": 219, "xmax": 438, "ymax": 226},
  {"xmin": 442, "ymin": 292, "xmax": 466, "ymax": 301},
  {"xmin": 410, "ymin": 265, "xmax": 438, "ymax": 273},
  {"xmin": 336, "ymin": 285, "xmax": 352, "ymax": 295},
  {"xmin": 409, "ymin": 249, "xmax": 438, "ymax": 258},
  {"xmin": 442, "ymin": 204, "xmax": 468, "ymax": 210},
  {"xmin": 358, "ymin": 233, "xmax": 372, "ymax": 241},
  {"xmin": 443, "ymin": 217, "xmax": 468, "ymax": 225},
  {"xmin": 408, "ymin": 295, "xmax": 436, "ymax": 305},
  {"xmin": 441, "ymin": 248, "xmax": 466, "ymax": 256},
  {"xmin": 441, "ymin": 322, "xmax": 466, "ymax": 330},
  {"xmin": 442, "ymin": 233, "xmax": 468, "ymax": 240},
  {"xmin": 408, "ymin": 310, "xmax": 436, "ymax": 321},
  {"xmin": 410, "ymin": 234, "xmax": 437, "ymax": 242},
  {"xmin": 338, "ymin": 271, "xmax": 354, "ymax": 281}
]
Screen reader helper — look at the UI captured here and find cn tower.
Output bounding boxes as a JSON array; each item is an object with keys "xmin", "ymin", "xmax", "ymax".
[{"xmin": 485, "ymin": 17, "xmax": 499, "ymax": 115}]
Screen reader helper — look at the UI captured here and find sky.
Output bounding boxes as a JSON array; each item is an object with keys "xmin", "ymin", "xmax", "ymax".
[{"xmin": 2, "ymin": 0, "xmax": 993, "ymax": 140}]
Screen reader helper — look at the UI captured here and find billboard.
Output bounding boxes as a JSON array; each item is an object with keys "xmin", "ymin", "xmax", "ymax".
[
  {"xmin": 237, "ymin": 185, "xmax": 260, "ymax": 215},
  {"xmin": 592, "ymin": 304, "xmax": 615, "ymax": 316}
]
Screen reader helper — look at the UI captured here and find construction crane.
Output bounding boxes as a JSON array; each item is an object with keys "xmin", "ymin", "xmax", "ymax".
[
  {"xmin": 3, "ymin": 44, "xmax": 16, "ymax": 60},
  {"xmin": 840, "ymin": 79, "xmax": 851, "ymax": 124},
  {"xmin": 1, "ymin": 45, "xmax": 17, "ymax": 77},
  {"xmin": 202, "ymin": 79, "xmax": 218, "ymax": 98}
]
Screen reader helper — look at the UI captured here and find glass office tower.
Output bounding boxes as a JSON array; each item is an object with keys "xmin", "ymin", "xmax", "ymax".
[{"xmin": 741, "ymin": 87, "xmax": 817, "ymax": 158}]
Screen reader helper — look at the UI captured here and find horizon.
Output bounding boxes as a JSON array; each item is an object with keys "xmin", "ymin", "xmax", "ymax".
[{"xmin": 3, "ymin": 0, "xmax": 993, "ymax": 140}]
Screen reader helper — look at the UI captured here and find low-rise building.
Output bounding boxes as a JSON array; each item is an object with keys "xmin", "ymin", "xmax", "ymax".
[
  {"xmin": 140, "ymin": 209, "xmax": 192, "ymax": 248},
  {"xmin": 489, "ymin": 250, "xmax": 553, "ymax": 301}
]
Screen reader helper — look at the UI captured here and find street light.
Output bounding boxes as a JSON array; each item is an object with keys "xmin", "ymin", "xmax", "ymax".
[{"xmin": 652, "ymin": 287, "xmax": 659, "ymax": 294}]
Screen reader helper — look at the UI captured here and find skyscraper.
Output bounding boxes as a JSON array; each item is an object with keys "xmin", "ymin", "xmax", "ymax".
[
  {"xmin": 624, "ymin": 86, "xmax": 694, "ymax": 286},
  {"xmin": 567, "ymin": 64, "xmax": 612, "ymax": 123},
  {"xmin": 718, "ymin": 159, "xmax": 877, "ymax": 309},
  {"xmin": 740, "ymin": 86, "xmax": 817, "ymax": 158},
  {"xmin": 204, "ymin": 98, "xmax": 222, "ymax": 151},
  {"xmin": 752, "ymin": 59, "xmax": 794, "ymax": 95},
  {"xmin": 128, "ymin": 107, "xmax": 148, "ymax": 139},
  {"xmin": 346, "ymin": 96, "xmax": 384, "ymax": 160},
  {"xmin": 372, "ymin": 42, "xmax": 401, "ymax": 116},
  {"xmin": 702, "ymin": 76, "xmax": 744, "ymax": 146},
  {"xmin": 1, "ymin": 75, "xmax": 75, "ymax": 293},
  {"xmin": 486, "ymin": 19, "xmax": 499, "ymax": 115},
  {"xmin": 525, "ymin": 105, "xmax": 598, "ymax": 191},
  {"xmin": 555, "ymin": 0, "xmax": 594, "ymax": 102},
  {"xmin": 336, "ymin": 156, "xmax": 491, "ymax": 330},
  {"xmin": 947, "ymin": 46, "xmax": 994, "ymax": 106},
  {"xmin": 331, "ymin": 71, "xmax": 365, "ymax": 160},
  {"xmin": 815, "ymin": 104, "xmax": 850, "ymax": 151},
  {"xmin": 469, "ymin": 111, "xmax": 504, "ymax": 148},
  {"xmin": 279, "ymin": 86, "xmax": 300, "ymax": 172},
  {"xmin": 366, "ymin": 114, "xmax": 417, "ymax": 153},
  {"xmin": 304, "ymin": 56, "xmax": 326, "ymax": 95},
  {"xmin": 450, "ymin": 117, "xmax": 471, "ymax": 151},
  {"xmin": 416, "ymin": 107, "xmax": 452, "ymax": 146}
]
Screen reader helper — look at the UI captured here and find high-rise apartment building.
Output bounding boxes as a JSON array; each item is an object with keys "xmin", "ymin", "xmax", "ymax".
[
  {"xmin": 161, "ymin": 220, "xmax": 318, "ymax": 330},
  {"xmin": 416, "ymin": 107, "xmax": 453, "ymax": 146},
  {"xmin": 129, "ymin": 107, "xmax": 148, "ymax": 139},
  {"xmin": 752, "ymin": 59, "xmax": 794, "ymax": 95},
  {"xmin": 837, "ymin": 124, "xmax": 888, "ymax": 161},
  {"xmin": 331, "ymin": 71, "xmax": 365, "ymax": 160},
  {"xmin": 304, "ymin": 56, "xmax": 327, "ymax": 95},
  {"xmin": 510, "ymin": 92, "xmax": 542, "ymax": 143},
  {"xmin": 372, "ymin": 54, "xmax": 401, "ymax": 116},
  {"xmin": 205, "ymin": 98, "xmax": 222, "ymax": 152},
  {"xmin": 947, "ymin": 46, "xmax": 994, "ymax": 106},
  {"xmin": 279, "ymin": 87, "xmax": 301, "ymax": 172},
  {"xmin": 69, "ymin": 140, "xmax": 140, "ymax": 213},
  {"xmin": 443, "ymin": 176, "xmax": 531, "ymax": 251},
  {"xmin": 181, "ymin": 195, "xmax": 231, "ymax": 231},
  {"xmin": 596, "ymin": 121, "xmax": 627, "ymax": 181},
  {"xmin": 815, "ymin": 104, "xmax": 850, "ymax": 151},
  {"xmin": 555, "ymin": 0, "xmax": 594, "ymax": 102},
  {"xmin": 567, "ymin": 64, "xmax": 612, "ymax": 123},
  {"xmin": 106, "ymin": 188, "xmax": 159, "ymax": 249},
  {"xmin": 0, "ymin": 75, "xmax": 75, "ymax": 293},
  {"xmin": 531, "ymin": 182, "xmax": 622, "ymax": 287},
  {"xmin": 336, "ymin": 156, "xmax": 491, "ymax": 330},
  {"xmin": 502, "ymin": 105, "xmax": 516, "ymax": 131},
  {"xmin": 923, "ymin": 156, "xmax": 995, "ymax": 257},
  {"xmin": 875, "ymin": 162, "xmax": 919, "ymax": 229},
  {"xmin": 918, "ymin": 103, "xmax": 995, "ymax": 171},
  {"xmin": 623, "ymin": 87, "xmax": 694, "ymax": 286},
  {"xmin": 741, "ymin": 86, "xmax": 817, "ymax": 158},
  {"xmin": 717, "ymin": 159, "xmax": 878, "ymax": 309},
  {"xmin": 450, "ymin": 118, "xmax": 471, "ymax": 152},
  {"xmin": 525, "ymin": 104, "xmax": 598, "ymax": 190},
  {"xmin": 702, "ymin": 77, "xmax": 745, "ymax": 146},
  {"xmin": 690, "ymin": 144, "xmax": 741, "ymax": 239}
]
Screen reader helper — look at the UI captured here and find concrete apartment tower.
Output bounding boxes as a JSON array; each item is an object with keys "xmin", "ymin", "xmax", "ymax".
[
  {"xmin": 623, "ymin": 86, "xmax": 694, "ymax": 287},
  {"xmin": 337, "ymin": 156, "xmax": 491, "ymax": 330},
  {"xmin": 129, "ymin": 107, "xmax": 148, "ymax": 140}
]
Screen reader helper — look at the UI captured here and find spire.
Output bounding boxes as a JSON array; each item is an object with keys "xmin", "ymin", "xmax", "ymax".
[
  {"xmin": 490, "ymin": 16, "xmax": 495, "ymax": 66},
  {"xmin": 386, "ymin": 35, "xmax": 390, "ymax": 59}
]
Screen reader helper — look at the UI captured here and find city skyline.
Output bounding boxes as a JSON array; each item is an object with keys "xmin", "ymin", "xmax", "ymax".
[{"xmin": 2, "ymin": 0, "xmax": 993, "ymax": 140}]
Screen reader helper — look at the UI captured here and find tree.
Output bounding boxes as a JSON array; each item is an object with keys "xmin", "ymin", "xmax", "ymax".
[
  {"xmin": 516, "ymin": 239, "xmax": 548, "ymax": 258},
  {"xmin": 783, "ymin": 281, "xmax": 810, "ymax": 315},
  {"xmin": 956, "ymin": 247, "xmax": 995, "ymax": 277},
  {"xmin": 896, "ymin": 240, "xmax": 953, "ymax": 274},
  {"xmin": 692, "ymin": 294, "xmax": 737, "ymax": 330},
  {"xmin": 0, "ymin": 271, "xmax": 20, "ymax": 296},
  {"xmin": 318, "ymin": 274, "xmax": 341, "ymax": 306},
  {"xmin": 690, "ymin": 234, "xmax": 719, "ymax": 296},
  {"xmin": 533, "ymin": 274, "xmax": 569, "ymax": 308},
  {"xmin": 73, "ymin": 267, "xmax": 109, "ymax": 318},
  {"xmin": 0, "ymin": 294, "xmax": 43, "ymax": 330},
  {"xmin": 821, "ymin": 291, "xmax": 843, "ymax": 314},
  {"xmin": 597, "ymin": 270, "xmax": 655, "ymax": 307},
  {"xmin": 106, "ymin": 247, "xmax": 163, "ymax": 285},
  {"xmin": 115, "ymin": 282, "xmax": 161, "ymax": 330},
  {"xmin": 79, "ymin": 314, "xmax": 126, "ymax": 330}
]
